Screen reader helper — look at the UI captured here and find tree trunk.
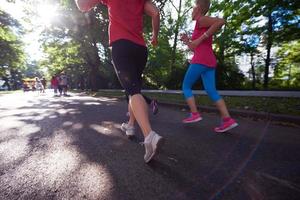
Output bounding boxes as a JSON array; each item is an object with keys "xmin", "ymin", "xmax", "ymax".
[
  {"xmin": 84, "ymin": 10, "xmax": 104, "ymax": 91},
  {"xmin": 287, "ymin": 64, "xmax": 292, "ymax": 86},
  {"xmin": 170, "ymin": 0, "xmax": 182, "ymax": 75},
  {"xmin": 216, "ymin": 20, "xmax": 227, "ymax": 89},
  {"xmin": 250, "ymin": 52, "xmax": 256, "ymax": 89},
  {"xmin": 86, "ymin": 44, "xmax": 102, "ymax": 92},
  {"xmin": 2, "ymin": 77, "xmax": 11, "ymax": 90},
  {"xmin": 9, "ymin": 69, "xmax": 18, "ymax": 90},
  {"xmin": 263, "ymin": 13, "xmax": 273, "ymax": 89}
]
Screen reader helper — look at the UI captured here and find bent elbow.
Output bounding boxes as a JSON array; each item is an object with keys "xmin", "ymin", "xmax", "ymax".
[
  {"xmin": 219, "ymin": 18, "xmax": 226, "ymax": 26},
  {"xmin": 78, "ymin": 7, "xmax": 90, "ymax": 12},
  {"xmin": 153, "ymin": 9, "xmax": 160, "ymax": 18},
  {"xmin": 76, "ymin": 0, "xmax": 92, "ymax": 12},
  {"xmin": 149, "ymin": 8, "xmax": 160, "ymax": 19},
  {"xmin": 78, "ymin": 6, "xmax": 91, "ymax": 12},
  {"xmin": 145, "ymin": 1, "xmax": 160, "ymax": 18}
]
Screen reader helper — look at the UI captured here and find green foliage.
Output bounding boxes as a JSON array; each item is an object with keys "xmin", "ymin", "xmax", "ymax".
[
  {"xmin": 41, "ymin": 40, "xmax": 83, "ymax": 74},
  {"xmin": 272, "ymin": 41, "xmax": 300, "ymax": 89},
  {"xmin": 0, "ymin": 9, "xmax": 26, "ymax": 90},
  {"xmin": 2, "ymin": 0, "xmax": 299, "ymax": 90},
  {"xmin": 210, "ymin": 0, "xmax": 299, "ymax": 89},
  {"xmin": 144, "ymin": 7, "xmax": 187, "ymax": 89},
  {"xmin": 90, "ymin": 90, "xmax": 300, "ymax": 116}
]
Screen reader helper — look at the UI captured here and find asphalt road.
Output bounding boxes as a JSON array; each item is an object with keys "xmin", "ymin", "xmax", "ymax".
[{"xmin": 0, "ymin": 91, "xmax": 299, "ymax": 200}]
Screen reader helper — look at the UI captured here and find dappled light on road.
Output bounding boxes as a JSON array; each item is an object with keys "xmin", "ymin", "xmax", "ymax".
[
  {"xmin": 0, "ymin": 91, "xmax": 299, "ymax": 199},
  {"xmin": 62, "ymin": 121, "xmax": 73, "ymax": 127},
  {"xmin": 71, "ymin": 123, "xmax": 83, "ymax": 130},
  {"xmin": 84, "ymin": 102, "xmax": 102, "ymax": 105},
  {"xmin": 76, "ymin": 163, "xmax": 113, "ymax": 199},
  {"xmin": 90, "ymin": 124, "xmax": 113, "ymax": 135},
  {"xmin": 0, "ymin": 137, "xmax": 30, "ymax": 165},
  {"xmin": 0, "ymin": 92, "xmax": 116, "ymax": 199}
]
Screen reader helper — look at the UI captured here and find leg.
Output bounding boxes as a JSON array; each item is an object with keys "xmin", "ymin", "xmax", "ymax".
[
  {"xmin": 125, "ymin": 93, "xmax": 129, "ymax": 103},
  {"xmin": 129, "ymin": 94, "xmax": 151, "ymax": 136},
  {"xmin": 142, "ymin": 94, "xmax": 152, "ymax": 105},
  {"xmin": 112, "ymin": 40, "xmax": 152, "ymax": 137},
  {"xmin": 63, "ymin": 86, "xmax": 67, "ymax": 95},
  {"xmin": 186, "ymin": 97, "xmax": 197, "ymax": 113},
  {"xmin": 112, "ymin": 40, "xmax": 163, "ymax": 162},
  {"xmin": 215, "ymin": 99, "xmax": 230, "ymax": 118},
  {"xmin": 182, "ymin": 64, "xmax": 203, "ymax": 113},
  {"xmin": 124, "ymin": 93, "xmax": 130, "ymax": 117},
  {"xmin": 142, "ymin": 94, "xmax": 158, "ymax": 115},
  {"xmin": 201, "ymin": 67, "xmax": 238, "ymax": 132},
  {"xmin": 120, "ymin": 102, "xmax": 137, "ymax": 137},
  {"xmin": 127, "ymin": 103, "xmax": 135, "ymax": 126},
  {"xmin": 58, "ymin": 85, "xmax": 62, "ymax": 95},
  {"xmin": 201, "ymin": 68, "xmax": 229, "ymax": 118}
]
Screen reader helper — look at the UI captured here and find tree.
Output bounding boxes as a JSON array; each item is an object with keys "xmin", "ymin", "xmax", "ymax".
[
  {"xmin": 249, "ymin": 0, "xmax": 300, "ymax": 89},
  {"xmin": 210, "ymin": 0, "xmax": 247, "ymax": 89},
  {"xmin": 273, "ymin": 41, "xmax": 300, "ymax": 89},
  {"xmin": 168, "ymin": 0, "xmax": 192, "ymax": 74},
  {"xmin": 0, "ymin": 9, "xmax": 26, "ymax": 90},
  {"xmin": 39, "ymin": 0, "xmax": 113, "ymax": 91}
]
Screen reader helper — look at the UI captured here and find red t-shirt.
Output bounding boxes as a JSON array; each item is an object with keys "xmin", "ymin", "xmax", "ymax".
[
  {"xmin": 190, "ymin": 21, "xmax": 217, "ymax": 68},
  {"xmin": 51, "ymin": 78, "xmax": 58, "ymax": 86},
  {"xmin": 97, "ymin": 0, "xmax": 146, "ymax": 46}
]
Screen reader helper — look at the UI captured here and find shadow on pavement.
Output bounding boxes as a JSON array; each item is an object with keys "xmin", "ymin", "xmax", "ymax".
[{"xmin": 0, "ymin": 92, "xmax": 299, "ymax": 200}]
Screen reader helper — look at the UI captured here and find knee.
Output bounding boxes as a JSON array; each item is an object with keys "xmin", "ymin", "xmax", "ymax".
[
  {"xmin": 206, "ymin": 90, "xmax": 221, "ymax": 102},
  {"xmin": 126, "ymin": 87, "xmax": 141, "ymax": 97},
  {"xmin": 182, "ymin": 83, "xmax": 192, "ymax": 99}
]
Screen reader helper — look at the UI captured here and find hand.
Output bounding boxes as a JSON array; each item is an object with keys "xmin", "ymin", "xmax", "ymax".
[
  {"xmin": 180, "ymin": 33, "xmax": 189, "ymax": 44},
  {"xmin": 187, "ymin": 40, "xmax": 198, "ymax": 51},
  {"xmin": 151, "ymin": 36, "xmax": 158, "ymax": 47}
]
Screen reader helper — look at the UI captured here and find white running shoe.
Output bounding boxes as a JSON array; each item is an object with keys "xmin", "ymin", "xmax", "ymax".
[
  {"xmin": 121, "ymin": 123, "xmax": 135, "ymax": 136},
  {"xmin": 144, "ymin": 131, "xmax": 164, "ymax": 163}
]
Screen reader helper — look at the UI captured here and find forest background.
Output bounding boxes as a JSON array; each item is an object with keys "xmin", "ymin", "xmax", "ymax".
[{"xmin": 1, "ymin": 0, "xmax": 299, "ymax": 91}]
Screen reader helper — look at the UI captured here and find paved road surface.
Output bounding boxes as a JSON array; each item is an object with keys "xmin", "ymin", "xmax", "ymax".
[{"xmin": 0, "ymin": 91, "xmax": 299, "ymax": 200}]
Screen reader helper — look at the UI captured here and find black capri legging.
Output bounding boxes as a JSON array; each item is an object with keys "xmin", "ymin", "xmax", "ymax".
[{"xmin": 111, "ymin": 39, "xmax": 148, "ymax": 96}]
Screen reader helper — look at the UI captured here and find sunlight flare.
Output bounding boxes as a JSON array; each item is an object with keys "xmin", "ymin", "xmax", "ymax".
[{"xmin": 36, "ymin": 4, "xmax": 58, "ymax": 27}]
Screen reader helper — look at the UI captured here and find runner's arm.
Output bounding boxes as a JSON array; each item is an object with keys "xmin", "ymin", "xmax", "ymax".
[
  {"xmin": 144, "ymin": 1, "xmax": 160, "ymax": 46},
  {"xmin": 188, "ymin": 16, "xmax": 225, "ymax": 50},
  {"xmin": 75, "ymin": 0, "xmax": 104, "ymax": 12},
  {"xmin": 197, "ymin": 16, "xmax": 225, "ymax": 38}
]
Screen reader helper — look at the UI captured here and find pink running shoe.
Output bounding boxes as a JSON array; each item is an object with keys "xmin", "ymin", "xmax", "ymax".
[
  {"xmin": 182, "ymin": 112, "xmax": 202, "ymax": 123},
  {"xmin": 214, "ymin": 118, "xmax": 238, "ymax": 133}
]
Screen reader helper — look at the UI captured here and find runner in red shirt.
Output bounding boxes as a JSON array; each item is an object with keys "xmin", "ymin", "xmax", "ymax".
[
  {"xmin": 51, "ymin": 75, "xmax": 59, "ymax": 96},
  {"xmin": 75, "ymin": 0, "xmax": 164, "ymax": 163}
]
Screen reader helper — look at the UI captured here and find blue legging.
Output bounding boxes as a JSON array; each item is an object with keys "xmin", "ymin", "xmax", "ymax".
[{"xmin": 182, "ymin": 63, "xmax": 221, "ymax": 102}]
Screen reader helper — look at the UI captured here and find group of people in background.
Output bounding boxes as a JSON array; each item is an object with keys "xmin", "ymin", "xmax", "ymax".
[
  {"xmin": 35, "ymin": 77, "xmax": 46, "ymax": 93},
  {"xmin": 23, "ymin": 72, "xmax": 68, "ymax": 97},
  {"xmin": 50, "ymin": 72, "xmax": 68, "ymax": 96},
  {"xmin": 23, "ymin": 77, "xmax": 46, "ymax": 93}
]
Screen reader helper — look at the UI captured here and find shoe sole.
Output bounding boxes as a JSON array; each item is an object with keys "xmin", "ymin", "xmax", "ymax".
[
  {"xmin": 126, "ymin": 134, "xmax": 135, "ymax": 139},
  {"xmin": 215, "ymin": 123, "xmax": 238, "ymax": 133},
  {"xmin": 182, "ymin": 117, "xmax": 203, "ymax": 124},
  {"xmin": 145, "ymin": 137, "xmax": 165, "ymax": 163},
  {"xmin": 121, "ymin": 126, "xmax": 126, "ymax": 132},
  {"xmin": 121, "ymin": 125, "xmax": 135, "ymax": 137}
]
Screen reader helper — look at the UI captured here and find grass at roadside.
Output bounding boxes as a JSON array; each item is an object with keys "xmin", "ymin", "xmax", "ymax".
[
  {"xmin": 76, "ymin": 90, "xmax": 300, "ymax": 116},
  {"xmin": 0, "ymin": 90, "xmax": 22, "ymax": 95}
]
